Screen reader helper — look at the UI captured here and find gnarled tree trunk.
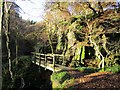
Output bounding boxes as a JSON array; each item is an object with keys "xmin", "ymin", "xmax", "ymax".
[
  {"xmin": 4, "ymin": 1, "xmax": 13, "ymax": 80},
  {"xmin": 0, "ymin": 0, "xmax": 3, "ymax": 89}
]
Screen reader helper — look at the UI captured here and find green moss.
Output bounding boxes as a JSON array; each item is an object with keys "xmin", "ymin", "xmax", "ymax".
[
  {"xmin": 56, "ymin": 33, "xmax": 64, "ymax": 52},
  {"xmin": 51, "ymin": 71, "xmax": 70, "ymax": 84},
  {"xmin": 73, "ymin": 45, "xmax": 85, "ymax": 66},
  {"xmin": 51, "ymin": 71, "xmax": 72, "ymax": 89},
  {"xmin": 81, "ymin": 46, "xmax": 85, "ymax": 64},
  {"xmin": 61, "ymin": 78, "xmax": 75, "ymax": 89},
  {"xmin": 52, "ymin": 77, "xmax": 74, "ymax": 89},
  {"xmin": 112, "ymin": 18, "xmax": 120, "ymax": 21},
  {"xmin": 76, "ymin": 25, "xmax": 83, "ymax": 30},
  {"xmin": 75, "ymin": 67, "xmax": 98, "ymax": 74},
  {"xmin": 74, "ymin": 45, "xmax": 82, "ymax": 61},
  {"xmin": 103, "ymin": 64, "xmax": 120, "ymax": 73},
  {"xmin": 86, "ymin": 13, "xmax": 99, "ymax": 20},
  {"xmin": 59, "ymin": 20, "xmax": 68, "ymax": 26}
]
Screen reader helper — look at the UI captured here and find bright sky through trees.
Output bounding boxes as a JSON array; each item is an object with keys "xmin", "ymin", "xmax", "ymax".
[
  {"xmin": 15, "ymin": 0, "xmax": 46, "ymax": 22},
  {"xmin": 14, "ymin": 0, "xmax": 120, "ymax": 22}
]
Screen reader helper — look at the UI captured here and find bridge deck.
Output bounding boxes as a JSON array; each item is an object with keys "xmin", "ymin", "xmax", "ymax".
[
  {"xmin": 31, "ymin": 52, "xmax": 72, "ymax": 72},
  {"xmin": 32, "ymin": 60, "xmax": 72, "ymax": 72}
]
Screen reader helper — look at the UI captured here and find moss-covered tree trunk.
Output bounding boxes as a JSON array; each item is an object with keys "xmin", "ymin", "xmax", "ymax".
[
  {"xmin": 56, "ymin": 31, "xmax": 64, "ymax": 52},
  {"xmin": 48, "ymin": 23, "xmax": 54, "ymax": 54},
  {"xmin": 89, "ymin": 35, "xmax": 105, "ymax": 69},
  {"xmin": 70, "ymin": 43, "xmax": 85, "ymax": 67}
]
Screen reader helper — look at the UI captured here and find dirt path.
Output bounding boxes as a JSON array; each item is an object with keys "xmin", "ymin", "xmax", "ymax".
[{"xmin": 65, "ymin": 70, "xmax": 120, "ymax": 89}]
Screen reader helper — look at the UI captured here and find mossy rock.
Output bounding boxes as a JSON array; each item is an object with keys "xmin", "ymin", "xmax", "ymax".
[
  {"xmin": 52, "ymin": 76, "xmax": 74, "ymax": 89},
  {"xmin": 61, "ymin": 78, "xmax": 75, "ymax": 89},
  {"xmin": 51, "ymin": 71, "xmax": 70, "ymax": 84},
  {"xmin": 51, "ymin": 71, "xmax": 71, "ymax": 89}
]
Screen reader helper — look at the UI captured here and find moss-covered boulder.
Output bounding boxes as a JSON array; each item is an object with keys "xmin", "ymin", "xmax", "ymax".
[{"xmin": 51, "ymin": 70, "xmax": 74, "ymax": 89}]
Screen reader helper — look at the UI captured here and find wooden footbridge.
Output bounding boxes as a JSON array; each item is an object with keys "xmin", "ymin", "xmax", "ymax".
[{"xmin": 31, "ymin": 52, "xmax": 72, "ymax": 72}]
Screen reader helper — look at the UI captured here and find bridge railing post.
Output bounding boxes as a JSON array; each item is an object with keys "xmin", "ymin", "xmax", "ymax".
[
  {"xmin": 34, "ymin": 53, "xmax": 36, "ymax": 64},
  {"xmin": 39, "ymin": 54, "xmax": 41, "ymax": 72},
  {"xmin": 62, "ymin": 54, "xmax": 66, "ymax": 66},
  {"xmin": 45, "ymin": 54, "xmax": 47, "ymax": 70},
  {"xmin": 53, "ymin": 54, "xmax": 55, "ymax": 72},
  {"xmin": 63, "ymin": 55, "xmax": 65, "ymax": 64}
]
